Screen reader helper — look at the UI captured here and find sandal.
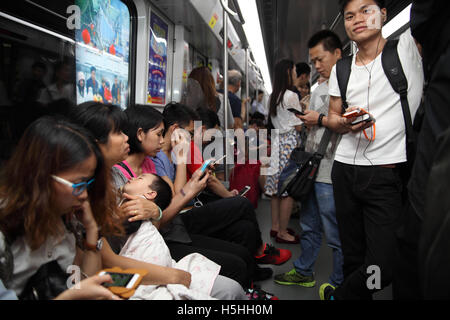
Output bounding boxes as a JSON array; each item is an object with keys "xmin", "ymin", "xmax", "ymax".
[
  {"xmin": 270, "ymin": 228, "xmax": 298, "ymax": 238},
  {"xmin": 275, "ymin": 235, "xmax": 300, "ymax": 244}
]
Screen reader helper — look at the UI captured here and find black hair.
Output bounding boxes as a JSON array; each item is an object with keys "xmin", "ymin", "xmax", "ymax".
[
  {"xmin": 251, "ymin": 111, "xmax": 266, "ymax": 121},
  {"xmin": 339, "ymin": 0, "xmax": 385, "ymax": 14},
  {"xmin": 162, "ymin": 102, "xmax": 198, "ymax": 129},
  {"xmin": 71, "ymin": 101, "xmax": 128, "ymax": 144},
  {"xmin": 308, "ymin": 30, "xmax": 343, "ymax": 53},
  {"xmin": 90, "ymin": 66, "xmax": 96, "ymax": 73},
  {"xmin": 257, "ymin": 89, "xmax": 264, "ymax": 95},
  {"xmin": 269, "ymin": 59, "xmax": 295, "ymax": 117},
  {"xmin": 124, "ymin": 104, "xmax": 164, "ymax": 155},
  {"xmin": 196, "ymin": 108, "xmax": 220, "ymax": 130},
  {"xmin": 150, "ymin": 175, "xmax": 173, "ymax": 211},
  {"xmin": 296, "ymin": 62, "xmax": 311, "ymax": 77},
  {"xmin": 249, "ymin": 118, "xmax": 265, "ymax": 128}
]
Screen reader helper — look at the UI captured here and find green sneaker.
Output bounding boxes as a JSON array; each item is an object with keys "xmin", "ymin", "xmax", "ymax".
[
  {"xmin": 274, "ymin": 268, "xmax": 316, "ymax": 287},
  {"xmin": 319, "ymin": 283, "xmax": 336, "ymax": 300}
]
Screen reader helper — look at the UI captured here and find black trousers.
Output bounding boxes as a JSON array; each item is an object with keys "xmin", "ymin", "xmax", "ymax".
[
  {"xmin": 181, "ymin": 197, "xmax": 263, "ymax": 255},
  {"xmin": 168, "ymin": 196, "xmax": 264, "ymax": 289},
  {"xmin": 167, "ymin": 234, "xmax": 253, "ymax": 289},
  {"xmin": 331, "ymin": 161, "xmax": 403, "ymax": 299}
]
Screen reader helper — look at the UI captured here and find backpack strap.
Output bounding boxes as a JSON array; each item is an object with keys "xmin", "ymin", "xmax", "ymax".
[
  {"xmin": 335, "ymin": 55, "xmax": 353, "ymax": 113},
  {"xmin": 381, "ymin": 40, "xmax": 416, "ymax": 157}
]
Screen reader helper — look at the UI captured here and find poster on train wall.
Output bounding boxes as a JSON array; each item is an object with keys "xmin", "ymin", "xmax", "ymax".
[
  {"xmin": 75, "ymin": 0, "xmax": 130, "ymax": 109},
  {"xmin": 147, "ymin": 12, "xmax": 168, "ymax": 105}
]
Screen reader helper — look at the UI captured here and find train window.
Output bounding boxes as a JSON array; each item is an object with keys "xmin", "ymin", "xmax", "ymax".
[
  {"xmin": 0, "ymin": 12, "xmax": 76, "ymax": 163},
  {"xmin": 147, "ymin": 11, "xmax": 169, "ymax": 106},
  {"xmin": 75, "ymin": 0, "xmax": 131, "ymax": 109}
]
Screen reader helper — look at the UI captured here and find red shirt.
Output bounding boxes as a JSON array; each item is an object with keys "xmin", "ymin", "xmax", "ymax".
[{"xmin": 186, "ymin": 141, "xmax": 203, "ymax": 180}]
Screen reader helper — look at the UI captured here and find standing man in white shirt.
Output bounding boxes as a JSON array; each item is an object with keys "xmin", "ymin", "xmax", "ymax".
[
  {"xmin": 274, "ymin": 30, "xmax": 344, "ymax": 292},
  {"xmin": 322, "ymin": 0, "xmax": 424, "ymax": 300}
]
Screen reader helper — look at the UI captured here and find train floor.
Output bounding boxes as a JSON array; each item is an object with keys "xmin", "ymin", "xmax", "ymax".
[{"xmin": 253, "ymin": 196, "xmax": 393, "ymax": 300}]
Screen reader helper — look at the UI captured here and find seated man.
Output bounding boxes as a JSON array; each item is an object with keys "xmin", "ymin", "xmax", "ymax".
[{"xmin": 153, "ymin": 103, "xmax": 292, "ymax": 286}]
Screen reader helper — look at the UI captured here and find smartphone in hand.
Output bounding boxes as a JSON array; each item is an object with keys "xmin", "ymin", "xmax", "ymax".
[
  {"xmin": 99, "ymin": 271, "xmax": 140, "ymax": 289},
  {"xmin": 238, "ymin": 186, "xmax": 251, "ymax": 197},
  {"xmin": 351, "ymin": 113, "xmax": 375, "ymax": 125},
  {"xmin": 343, "ymin": 108, "xmax": 366, "ymax": 118},
  {"xmin": 287, "ymin": 108, "xmax": 305, "ymax": 116}
]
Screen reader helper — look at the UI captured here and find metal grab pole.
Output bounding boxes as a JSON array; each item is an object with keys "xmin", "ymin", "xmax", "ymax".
[
  {"xmin": 245, "ymin": 48, "xmax": 250, "ymax": 127},
  {"xmin": 223, "ymin": 0, "xmax": 230, "ymax": 183}
]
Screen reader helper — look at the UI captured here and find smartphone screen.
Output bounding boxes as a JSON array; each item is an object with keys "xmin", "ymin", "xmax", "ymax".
[
  {"xmin": 238, "ymin": 186, "xmax": 251, "ymax": 197},
  {"xmin": 102, "ymin": 272, "xmax": 135, "ymax": 288}
]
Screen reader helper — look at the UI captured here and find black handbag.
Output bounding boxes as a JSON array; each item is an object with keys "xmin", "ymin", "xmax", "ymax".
[
  {"xmin": 280, "ymin": 128, "xmax": 332, "ymax": 202},
  {"xmin": 19, "ymin": 260, "xmax": 69, "ymax": 300}
]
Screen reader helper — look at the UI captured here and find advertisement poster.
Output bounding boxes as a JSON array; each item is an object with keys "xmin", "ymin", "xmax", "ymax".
[
  {"xmin": 75, "ymin": 0, "xmax": 130, "ymax": 109},
  {"xmin": 147, "ymin": 12, "xmax": 168, "ymax": 105},
  {"xmin": 181, "ymin": 41, "xmax": 192, "ymax": 98}
]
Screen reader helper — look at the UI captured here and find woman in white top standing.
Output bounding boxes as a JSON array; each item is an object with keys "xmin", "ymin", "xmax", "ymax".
[{"xmin": 265, "ymin": 59, "xmax": 304, "ymax": 244}]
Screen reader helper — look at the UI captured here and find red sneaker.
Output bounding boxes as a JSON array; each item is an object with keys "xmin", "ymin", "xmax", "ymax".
[{"xmin": 254, "ymin": 243, "xmax": 292, "ymax": 265}]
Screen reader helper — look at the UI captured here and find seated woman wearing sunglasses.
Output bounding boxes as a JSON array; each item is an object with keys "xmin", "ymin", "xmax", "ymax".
[{"xmin": 0, "ymin": 116, "xmax": 122, "ymax": 298}]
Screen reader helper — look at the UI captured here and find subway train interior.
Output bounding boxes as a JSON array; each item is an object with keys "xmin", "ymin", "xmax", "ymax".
[{"xmin": 0, "ymin": 0, "xmax": 449, "ymax": 302}]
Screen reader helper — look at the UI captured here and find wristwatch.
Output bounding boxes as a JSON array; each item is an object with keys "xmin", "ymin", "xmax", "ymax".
[
  {"xmin": 318, "ymin": 113, "xmax": 325, "ymax": 127},
  {"xmin": 84, "ymin": 238, "xmax": 103, "ymax": 252}
]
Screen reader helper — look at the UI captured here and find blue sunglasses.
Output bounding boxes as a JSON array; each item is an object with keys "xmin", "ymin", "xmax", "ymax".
[{"xmin": 52, "ymin": 175, "xmax": 95, "ymax": 196}]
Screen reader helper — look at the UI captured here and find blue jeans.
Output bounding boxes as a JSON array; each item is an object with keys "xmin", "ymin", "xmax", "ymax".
[{"xmin": 293, "ymin": 182, "xmax": 344, "ymax": 287}]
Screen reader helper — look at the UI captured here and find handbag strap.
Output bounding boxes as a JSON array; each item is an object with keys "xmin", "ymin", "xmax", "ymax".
[
  {"xmin": 315, "ymin": 128, "xmax": 333, "ymax": 158},
  {"xmin": 117, "ymin": 161, "xmax": 135, "ymax": 178}
]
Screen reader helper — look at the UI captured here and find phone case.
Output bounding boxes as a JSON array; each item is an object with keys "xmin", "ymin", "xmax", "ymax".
[
  {"xmin": 351, "ymin": 114, "xmax": 373, "ymax": 125},
  {"xmin": 200, "ymin": 160, "xmax": 213, "ymax": 172},
  {"xmin": 343, "ymin": 108, "xmax": 366, "ymax": 118},
  {"xmin": 98, "ymin": 267, "xmax": 148, "ymax": 299}
]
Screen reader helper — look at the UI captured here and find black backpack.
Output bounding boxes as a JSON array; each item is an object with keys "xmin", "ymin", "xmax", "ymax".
[{"xmin": 336, "ymin": 40, "xmax": 421, "ymax": 188}]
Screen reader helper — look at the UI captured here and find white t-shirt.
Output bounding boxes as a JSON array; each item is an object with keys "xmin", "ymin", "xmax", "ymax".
[
  {"xmin": 270, "ymin": 90, "xmax": 303, "ymax": 134},
  {"xmin": 328, "ymin": 29, "xmax": 424, "ymax": 166}
]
